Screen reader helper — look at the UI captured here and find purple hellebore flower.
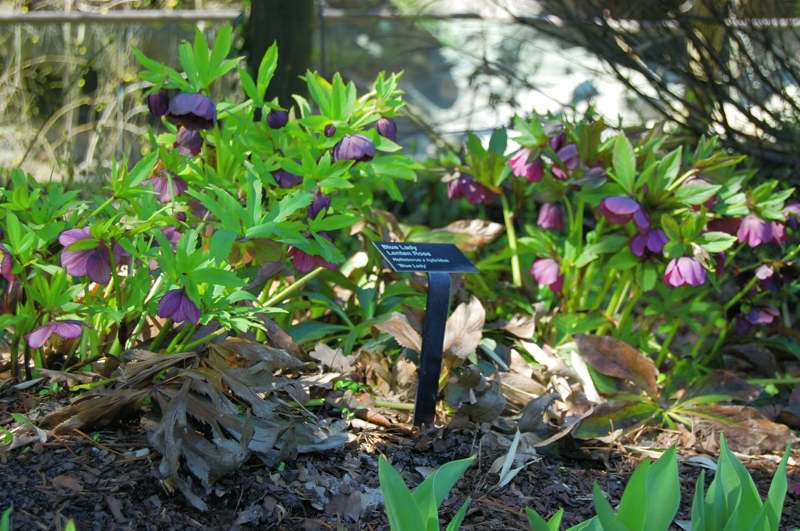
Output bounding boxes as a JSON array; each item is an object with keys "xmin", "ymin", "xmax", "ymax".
[
  {"xmin": 737, "ymin": 214, "xmax": 773, "ymax": 248},
  {"xmin": 772, "ymin": 222, "xmax": 787, "ymax": 245},
  {"xmin": 149, "ymin": 171, "xmax": 188, "ymax": 203},
  {"xmin": 174, "ymin": 127, "xmax": 203, "ymax": 156},
  {"xmin": 746, "ymin": 306, "xmax": 779, "ymax": 325},
  {"xmin": 272, "ymin": 169, "xmax": 303, "ymax": 188},
  {"xmin": 785, "ymin": 201, "xmax": 800, "ymax": 229},
  {"xmin": 447, "ymin": 174, "xmax": 494, "ymax": 205},
  {"xmin": 376, "ymin": 117, "xmax": 398, "ymax": 142},
  {"xmin": 714, "ymin": 253, "xmax": 726, "ymax": 278},
  {"xmin": 166, "ymin": 93, "xmax": 216, "ymax": 130},
  {"xmin": 288, "ymin": 233, "xmax": 336, "ymax": 273},
  {"xmin": 147, "ymin": 91, "xmax": 170, "ymax": 118},
  {"xmin": 537, "ymin": 203, "xmax": 564, "ymax": 231},
  {"xmin": 26, "ymin": 320, "xmax": 83, "ymax": 349},
  {"xmin": 598, "ymin": 196, "xmax": 642, "ymax": 225},
  {"xmin": 550, "ymin": 144, "xmax": 580, "ymax": 181},
  {"xmin": 157, "ymin": 288, "xmax": 200, "ymax": 324},
  {"xmin": 630, "ymin": 228, "xmax": 668, "ymax": 257},
  {"xmin": 663, "ymin": 257, "xmax": 706, "ymax": 287},
  {"xmin": 324, "ymin": 123, "xmax": 337, "ymax": 137},
  {"xmin": 333, "ymin": 134, "xmax": 376, "ymax": 162},
  {"xmin": 308, "ymin": 191, "xmax": 331, "ymax": 219},
  {"xmin": 755, "ymin": 264, "xmax": 775, "ymax": 281},
  {"xmin": 267, "ymin": 109, "xmax": 289, "ymax": 129},
  {"xmin": 549, "ymin": 132, "xmax": 566, "ymax": 151},
  {"xmin": 59, "ymin": 228, "xmax": 123, "ymax": 285},
  {"xmin": 530, "ymin": 258, "xmax": 563, "ymax": 293},
  {"xmin": 509, "ymin": 149, "xmax": 544, "ymax": 182},
  {"xmin": 0, "ymin": 244, "xmax": 14, "ymax": 284}
]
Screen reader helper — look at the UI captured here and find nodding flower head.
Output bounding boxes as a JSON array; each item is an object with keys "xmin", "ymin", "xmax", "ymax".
[
  {"xmin": 59, "ymin": 227, "xmax": 124, "ymax": 285},
  {"xmin": 663, "ymin": 257, "xmax": 706, "ymax": 287},
  {"xmin": 157, "ymin": 288, "xmax": 200, "ymax": 324},
  {"xmin": 737, "ymin": 214, "xmax": 775, "ymax": 248},
  {"xmin": 166, "ymin": 93, "xmax": 216, "ymax": 130},
  {"xmin": 376, "ymin": 117, "xmax": 398, "ymax": 142},
  {"xmin": 308, "ymin": 191, "xmax": 331, "ymax": 219},
  {"xmin": 267, "ymin": 109, "xmax": 289, "ymax": 129},
  {"xmin": 288, "ymin": 233, "xmax": 337, "ymax": 273},
  {"xmin": 147, "ymin": 91, "xmax": 170, "ymax": 118},
  {"xmin": 174, "ymin": 127, "xmax": 203, "ymax": 156},
  {"xmin": 447, "ymin": 173, "xmax": 494, "ymax": 205},
  {"xmin": 324, "ymin": 123, "xmax": 337, "ymax": 137},
  {"xmin": 550, "ymin": 144, "xmax": 580, "ymax": 180},
  {"xmin": 149, "ymin": 170, "xmax": 188, "ymax": 203},
  {"xmin": 272, "ymin": 169, "xmax": 303, "ymax": 188},
  {"xmin": 26, "ymin": 320, "xmax": 83, "ymax": 349},
  {"xmin": 530, "ymin": 258, "xmax": 563, "ymax": 293},
  {"xmin": 598, "ymin": 196, "xmax": 642, "ymax": 225},
  {"xmin": 736, "ymin": 305, "xmax": 779, "ymax": 333},
  {"xmin": 537, "ymin": 203, "xmax": 564, "ymax": 231},
  {"xmin": 333, "ymin": 134, "xmax": 376, "ymax": 162},
  {"xmin": 785, "ymin": 201, "xmax": 800, "ymax": 229},
  {"xmin": 631, "ymin": 228, "xmax": 668, "ymax": 257},
  {"xmin": 509, "ymin": 149, "xmax": 544, "ymax": 182},
  {"xmin": 0, "ymin": 244, "xmax": 14, "ymax": 285}
]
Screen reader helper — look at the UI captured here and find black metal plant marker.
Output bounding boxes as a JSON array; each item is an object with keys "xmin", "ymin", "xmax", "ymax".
[{"xmin": 372, "ymin": 241, "xmax": 478, "ymax": 426}]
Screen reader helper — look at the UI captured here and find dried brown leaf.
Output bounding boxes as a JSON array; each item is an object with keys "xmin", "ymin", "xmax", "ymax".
[
  {"xmin": 498, "ymin": 314, "xmax": 537, "ymax": 339},
  {"xmin": 444, "ymin": 297, "xmax": 485, "ymax": 359},
  {"xmin": 213, "ymin": 338, "xmax": 304, "ymax": 372},
  {"xmin": 310, "ymin": 343, "xmax": 356, "ymax": 373},
  {"xmin": 431, "ymin": 219, "xmax": 504, "ymax": 252},
  {"xmin": 690, "ymin": 404, "xmax": 795, "ymax": 454},
  {"xmin": 374, "ymin": 313, "xmax": 422, "ymax": 352},
  {"xmin": 575, "ymin": 334, "xmax": 659, "ymax": 397}
]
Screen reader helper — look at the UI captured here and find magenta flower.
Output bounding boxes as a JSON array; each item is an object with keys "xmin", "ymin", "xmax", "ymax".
[
  {"xmin": 147, "ymin": 91, "xmax": 170, "ymax": 118},
  {"xmin": 376, "ymin": 117, "xmax": 398, "ymax": 142},
  {"xmin": 324, "ymin": 123, "xmax": 337, "ymax": 137},
  {"xmin": 737, "ymin": 214, "xmax": 773, "ymax": 247},
  {"xmin": 157, "ymin": 288, "xmax": 200, "ymax": 324},
  {"xmin": 598, "ymin": 196, "xmax": 641, "ymax": 225},
  {"xmin": 550, "ymin": 143, "xmax": 580, "ymax": 180},
  {"xmin": 509, "ymin": 149, "xmax": 544, "ymax": 182},
  {"xmin": 59, "ymin": 228, "xmax": 122, "ymax": 285},
  {"xmin": 174, "ymin": 127, "xmax": 203, "ymax": 156},
  {"xmin": 273, "ymin": 169, "xmax": 303, "ymax": 188},
  {"xmin": 0, "ymin": 244, "xmax": 14, "ymax": 285},
  {"xmin": 772, "ymin": 222, "xmax": 787, "ymax": 245},
  {"xmin": 267, "ymin": 109, "xmax": 289, "ymax": 129},
  {"xmin": 537, "ymin": 203, "xmax": 564, "ymax": 231},
  {"xmin": 166, "ymin": 93, "xmax": 216, "ymax": 130},
  {"xmin": 447, "ymin": 174, "xmax": 494, "ymax": 205},
  {"xmin": 333, "ymin": 134, "xmax": 376, "ymax": 162},
  {"xmin": 549, "ymin": 132, "xmax": 566, "ymax": 151},
  {"xmin": 149, "ymin": 171, "xmax": 188, "ymax": 203},
  {"xmin": 288, "ymin": 234, "xmax": 337, "ymax": 273},
  {"xmin": 755, "ymin": 264, "xmax": 774, "ymax": 281},
  {"xmin": 26, "ymin": 320, "xmax": 83, "ymax": 349},
  {"xmin": 308, "ymin": 192, "xmax": 331, "ymax": 219},
  {"xmin": 630, "ymin": 228, "xmax": 668, "ymax": 257},
  {"xmin": 530, "ymin": 258, "xmax": 563, "ymax": 293},
  {"xmin": 663, "ymin": 257, "xmax": 706, "ymax": 287}
]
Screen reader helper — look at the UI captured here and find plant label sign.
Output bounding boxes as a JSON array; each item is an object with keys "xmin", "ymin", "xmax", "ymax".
[
  {"xmin": 373, "ymin": 241, "xmax": 477, "ymax": 427},
  {"xmin": 372, "ymin": 242, "xmax": 478, "ymax": 273}
]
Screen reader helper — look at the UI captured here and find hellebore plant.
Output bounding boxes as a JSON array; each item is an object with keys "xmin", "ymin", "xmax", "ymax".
[{"xmin": 0, "ymin": 25, "xmax": 418, "ymax": 379}]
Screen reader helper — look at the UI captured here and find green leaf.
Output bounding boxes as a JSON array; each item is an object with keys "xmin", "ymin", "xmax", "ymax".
[
  {"xmin": 645, "ymin": 447, "xmax": 680, "ymax": 531},
  {"xmin": 310, "ymin": 214, "xmax": 359, "ymax": 232},
  {"xmin": 379, "ymin": 456, "xmax": 427, "ymax": 531},
  {"xmin": 691, "ymin": 470, "xmax": 706, "ymax": 531},
  {"xmin": 592, "ymin": 483, "xmax": 629, "ymax": 531},
  {"xmin": 178, "ymin": 41, "xmax": 200, "ymax": 88},
  {"xmin": 616, "ymin": 460, "xmax": 650, "ymax": 530},
  {"xmin": 698, "ymin": 232, "xmax": 737, "ymax": 253},
  {"xmin": 612, "ymin": 134, "xmax": 636, "ymax": 194},
  {"xmin": 765, "ymin": 444, "xmax": 791, "ymax": 529},
  {"xmin": 257, "ymin": 42, "xmax": 279, "ymax": 97},
  {"xmin": 718, "ymin": 434, "xmax": 763, "ymax": 529},
  {"xmin": 209, "ymin": 24, "xmax": 232, "ymax": 74},
  {"xmin": 189, "ymin": 268, "xmax": 243, "ymax": 288},
  {"xmin": 526, "ymin": 507, "xmax": 564, "ymax": 531},
  {"xmin": 489, "ymin": 128, "xmax": 507, "ymax": 155},
  {"xmin": 193, "ymin": 28, "xmax": 210, "ymax": 86},
  {"xmin": 127, "ymin": 151, "xmax": 159, "ymax": 188},
  {"xmin": 274, "ymin": 190, "xmax": 314, "ymax": 223},
  {"xmin": 413, "ymin": 455, "xmax": 475, "ymax": 510},
  {"xmin": 445, "ymin": 498, "xmax": 471, "ymax": 531},
  {"xmin": 0, "ymin": 506, "xmax": 11, "ymax": 531},
  {"xmin": 210, "ymin": 229, "xmax": 237, "ymax": 261}
]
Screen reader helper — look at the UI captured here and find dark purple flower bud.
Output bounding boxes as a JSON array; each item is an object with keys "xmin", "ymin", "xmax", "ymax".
[
  {"xmin": 447, "ymin": 174, "xmax": 494, "ymax": 205},
  {"xmin": 189, "ymin": 199, "xmax": 209, "ymax": 219},
  {"xmin": 324, "ymin": 123, "xmax": 336, "ymax": 137},
  {"xmin": 598, "ymin": 196, "xmax": 641, "ymax": 225},
  {"xmin": 162, "ymin": 226, "xmax": 182, "ymax": 249},
  {"xmin": 267, "ymin": 109, "xmax": 289, "ymax": 129},
  {"xmin": 663, "ymin": 257, "xmax": 706, "ymax": 287},
  {"xmin": 0, "ymin": 244, "xmax": 14, "ymax": 285},
  {"xmin": 714, "ymin": 253, "xmax": 726, "ymax": 277},
  {"xmin": 509, "ymin": 149, "xmax": 544, "ymax": 182},
  {"xmin": 157, "ymin": 288, "xmax": 200, "ymax": 324},
  {"xmin": 26, "ymin": 319, "xmax": 83, "ymax": 349},
  {"xmin": 631, "ymin": 228, "xmax": 668, "ymax": 257},
  {"xmin": 308, "ymin": 192, "xmax": 331, "ymax": 219},
  {"xmin": 147, "ymin": 91, "xmax": 170, "ymax": 118},
  {"xmin": 550, "ymin": 143, "xmax": 580, "ymax": 181},
  {"xmin": 737, "ymin": 214, "xmax": 773, "ymax": 248},
  {"xmin": 707, "ymin": 217, "xmax": 741, "ymax": 236},
  {"xmin": 333, "ymin": 134, "xmax": 376, "ymax": 162},
  {"xmin": 376, "ymin": 117, "xmax": 398, "ymax": 142},
  {"xmin": 59, "ymin": 228, "xmax": 114, "ymax": 285},
  {"xmin": 252, "ymin": 107, "xmax": 263, "ymax": 122},
  {"xmin": 548, "ymin": 132, "xmax": 566, "ymax": 151},
  {"xmin": 785, "ymin": 201, "xmax": 800, "ymax": 229},
  {"xmin": 272, "ymin": 169, "xmax": 303, "ymax": 188},
  {"xmin": 537, "ymin": 203, "xmax": 563, "ymax": 231},
  {"xmin": 166, "ymin": 93, "xmax": 216, "ymax": 130},
  {"xmin": 174, "ymin": 127, "xmax": 203, "ymax": 156},
  {"xmin": 745, "ymin": 306, "xmax": 779, "ymax": 326},
  {"xmin": 530, "ymin": 258, "xmax": 563, "ymax": 293},
  {"xmin": 288, "ymin": 234, "xmax": 336, "ymax": 273},
  {"xmin": 176, "ymin": 212, "xmax": 187, "ymax": 222},
  {"xmin": 149, "ymin": 170, "xmax": 188, "ymax": 203}
]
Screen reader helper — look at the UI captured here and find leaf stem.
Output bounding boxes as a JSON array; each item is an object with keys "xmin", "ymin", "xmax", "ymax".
[
  {"xmin": 500, "ymin": 194, "xmax": 522, "ymax": 288},
  {"xmin": 263, "ymin": 266, "xmax": 326, "ymax": 307}
]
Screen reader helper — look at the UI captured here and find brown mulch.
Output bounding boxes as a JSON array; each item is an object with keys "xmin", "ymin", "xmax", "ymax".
[{"xmin": 1, "ymin": 392, "xmax": 799, "ymax": 530}]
